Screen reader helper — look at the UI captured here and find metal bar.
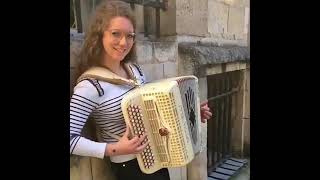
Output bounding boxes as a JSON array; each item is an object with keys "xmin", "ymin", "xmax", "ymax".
[
  {"xmin": 216, "ymin": 75, "xmax": 222, "ymax": 162},
  {"xmin": 208, "ymin": 75, "xmax": 218, "ymax": 168},
  {"xmin": 207, "ymin": 76, "xmax": 215, "ymax": 169},
  {"xmin": 207, "ymin": 88, "xmax": 238, "ymax": 102},
  {"xmin": 221, "ymin": 75, "xmax": 227, "ymax": 159},
  {"xmin": 224, "ymin": 72, "xmax": 232, "ymax": 157},
  {"xmin": 216, "ymin": 98, "xmax": 221, "ymax": 162},
  {"xmin": 143, "ymin": 6, "xmax": 149, "ymax": 37},
  {"xmin": 74, "ymin": 0, "xmax": 83, "ymax": 33},
  {"xmin": 213, "ymin": 75, "xmax": 219, "ymax": 164},
  {"xmin": 156, "ymin": 5, "xmax": 160, "ymax": 38},
  {"xmin": 130, "ymin": 2, "xmax": 135, "ymax": 10},
  {"xmin": 120, "ymin": 0, "xmax": 166, "ymax": 9},
  {"xmin": 226, "ymin": 73, "xmax": 233, "ymax": 154}
]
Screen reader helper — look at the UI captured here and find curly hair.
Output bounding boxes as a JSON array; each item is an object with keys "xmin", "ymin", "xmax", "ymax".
[{"xmin": 77, "ymin": 0, "xmax": 136, "ymax": 76}]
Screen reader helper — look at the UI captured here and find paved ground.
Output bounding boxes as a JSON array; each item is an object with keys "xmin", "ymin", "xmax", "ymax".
[{"xmin": 229, "ymin": 158, "xmax": 250, "ymax": 180}]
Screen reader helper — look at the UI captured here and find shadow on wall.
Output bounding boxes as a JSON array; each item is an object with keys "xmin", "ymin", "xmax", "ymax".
[{"xmin": 70, "ymin": 32, "xmax": 116, "ymax": 180}]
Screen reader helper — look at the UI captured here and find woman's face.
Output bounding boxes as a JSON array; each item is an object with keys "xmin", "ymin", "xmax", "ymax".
[{"xmin": 102, "ymin": 16, "xmax": 135, "ymax": 63}]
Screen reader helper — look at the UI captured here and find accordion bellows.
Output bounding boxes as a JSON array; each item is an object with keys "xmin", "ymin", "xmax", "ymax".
[{"xmin": 121, "ymin": 76, "xmax": 201, "ymax": 174}]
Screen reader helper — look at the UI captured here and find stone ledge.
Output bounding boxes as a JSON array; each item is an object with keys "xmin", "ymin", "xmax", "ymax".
[
  {"xmin": 178, "ymin": 42, "xmax": 249, "ymax": 65},
  {"xmin": 178, "ymin": 42, "xmax": 249, "ymax": 77}
]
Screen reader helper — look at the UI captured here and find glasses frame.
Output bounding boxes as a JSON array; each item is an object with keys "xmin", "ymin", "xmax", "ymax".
[{"xmin": 106, "ymin": 29, "xmax": 136, "ymax": 44}]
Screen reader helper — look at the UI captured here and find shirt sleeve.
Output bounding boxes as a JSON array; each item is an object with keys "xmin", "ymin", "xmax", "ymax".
[{"xmin": 70, "ymin": 80, "xmax": 107, "ymax": 159}]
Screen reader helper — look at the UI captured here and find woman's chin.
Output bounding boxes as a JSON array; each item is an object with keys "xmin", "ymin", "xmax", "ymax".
[{"xmin": 111, "ymin": 55, "xmax": 125, "ymax": 62}]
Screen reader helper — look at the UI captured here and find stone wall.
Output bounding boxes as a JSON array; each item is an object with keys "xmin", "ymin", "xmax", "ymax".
[
  {"xmin": 77, "ymin": 0, "xmax": 249, "ymax": 45},
  {"xmin": 70, "ymin": 36, "xmax": 250, "ymax": 180},
  {"xmin": 135, "ymin": 40, "xmax": 178, "ymax": 81},
  {"xmin": 176, "ymin": 0, "xmax": 208, "ymax": 36},
  {"xmin": 70, "ymin": 0, "xmax": 250, "ymax": 179},
  {"xmin": 207, "ymin": 0, "xmax": 249, "ymax": 41}
]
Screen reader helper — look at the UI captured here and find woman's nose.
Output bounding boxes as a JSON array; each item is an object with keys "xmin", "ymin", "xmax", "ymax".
[{"xmin": 119, "ymin": 35, "xmax": 128, "ymax": 46}]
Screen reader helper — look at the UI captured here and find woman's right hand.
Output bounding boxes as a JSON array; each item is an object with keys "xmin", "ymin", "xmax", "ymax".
[{"xmin": 105, "ymin": 126, "xmax": 149, "ymax": 156}]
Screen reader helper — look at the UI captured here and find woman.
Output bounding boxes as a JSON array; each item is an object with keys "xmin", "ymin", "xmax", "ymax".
[{"xmin": 70, "ymin": 1, "xmax": 212, "ymax": 180}]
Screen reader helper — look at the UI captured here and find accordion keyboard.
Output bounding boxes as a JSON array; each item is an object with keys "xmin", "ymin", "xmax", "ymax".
[{"xmin": 127, "ymin": 105, "xmax": 155, "ymax": 168}]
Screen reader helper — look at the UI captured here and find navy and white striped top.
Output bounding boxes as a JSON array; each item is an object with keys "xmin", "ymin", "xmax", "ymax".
[{"xmin": 70, "ymin": 64, "xmax": 146, "ymax": 161}]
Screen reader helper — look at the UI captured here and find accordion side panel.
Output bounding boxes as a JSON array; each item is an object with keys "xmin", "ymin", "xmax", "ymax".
[
  {"xmin": 168, "ymin": 84, "xmax": 195, "ymax": 165},
  {"xmin": 177, "ymin": 76, "xmax": 202, "ymax": 154},
  {"xmin": 165, "ymin": 76, "xmax": 202, "ymax": 154},
  {"xmin": 195, "ymin": 78, "xmax": 202, "ymax": 153}
]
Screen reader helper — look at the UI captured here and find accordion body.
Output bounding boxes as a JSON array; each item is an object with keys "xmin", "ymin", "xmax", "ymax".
[{"xmin": 121, "ymin": 76, "xmax": 201, "ymax": 174}]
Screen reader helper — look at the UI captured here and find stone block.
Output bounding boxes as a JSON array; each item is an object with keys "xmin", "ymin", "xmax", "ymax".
[
  {"xmin": 176, "ymin": 0, "xmax": 208, "ymax": 36},
  {"xmin": 154, "ymin": 42, "xmax": 177, "ymax": 63},
  {"xmin": 70, "ymin": 156, "xmax": 92, "ymax": 180},
  {"xmin": 208, "ymin": 1, "xmax": 229, "ymax": 34},
  {"xmin": 139, "ymin": 64, "xmax": 164, "ymax": 82},
  {"xmin": 91, "ymin": 158, "xmax": 116, "ymax": 180},
  {"xmin": 136, "ymin": 41, "xmax": 153, "ymax": 64},
  {"xmin": 133, "ymin": 4, "xmax": 145, "ymax": 33},
  {"xmin": 227, "ymin": 6, "xmax": 245, "ymax": 39},
  {"xmin": 168, "ymin": 167, "xmax": 187, "ymax": 180},
  {"xmin": 163, "ymin": 62, "xmax": 178, "ymax": 78},
  {"xmin": 160, "ymin": 0, "xmax": 177, "ymax": 36},
  {"xmin": 187, "ymin": 150, "xmax": 208, "ymax": 180}
]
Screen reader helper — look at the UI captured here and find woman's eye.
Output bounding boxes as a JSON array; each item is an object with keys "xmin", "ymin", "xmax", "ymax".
[
  {"xmin": 112, "ymin": 32, "xmax": 121, "ymax": 37},
  {"xmin": 127, "ymin": 34, "xmax": 134, "ymax": 39}
]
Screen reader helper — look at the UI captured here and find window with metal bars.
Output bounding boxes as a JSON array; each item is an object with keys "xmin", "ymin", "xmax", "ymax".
[{"xmin": 70, "ymin": 0, "xmax": 168, "ymax": 37}]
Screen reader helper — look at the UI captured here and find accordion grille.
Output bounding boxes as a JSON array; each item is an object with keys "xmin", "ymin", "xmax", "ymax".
[{"xmin": 143, "ymin": 92, "xmax": 188, "ymax": 166}]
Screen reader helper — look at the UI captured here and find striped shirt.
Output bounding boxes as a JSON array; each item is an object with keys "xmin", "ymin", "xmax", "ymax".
[{"xmin": 70, "ymin": 64, "xmax": 146, "ymax": 161}]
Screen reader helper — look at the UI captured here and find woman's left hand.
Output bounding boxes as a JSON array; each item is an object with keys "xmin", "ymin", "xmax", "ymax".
[{"xmin": 200, "ymin": 100, "xmax": 212, "ymax": 123}]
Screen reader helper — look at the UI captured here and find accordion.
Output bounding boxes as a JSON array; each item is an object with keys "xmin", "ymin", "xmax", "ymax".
[{"xmin": 121, "ymin": 76, "xmax": 201, "ymax": 174}]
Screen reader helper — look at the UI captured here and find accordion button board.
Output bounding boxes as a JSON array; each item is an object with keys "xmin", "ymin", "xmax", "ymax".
[{"xmin": 121, "ymin": 76, "xmax": 201, "ymax": 174}]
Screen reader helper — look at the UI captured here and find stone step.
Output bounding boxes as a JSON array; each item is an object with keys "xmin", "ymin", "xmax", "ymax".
[
  {"xmin": 209, "ymin": 172, "xmax": 231, "ymax": 180},
  {"xmin": 225, "ymin": 160, "xmax": 244, "ymax": 167},
  {"xmin": 215, "ymin": 167, "xmax": 236, "ymax": 175},
  {"xmin": 208, "ymin": 157, "xmax": 249, "ymax": 180}
]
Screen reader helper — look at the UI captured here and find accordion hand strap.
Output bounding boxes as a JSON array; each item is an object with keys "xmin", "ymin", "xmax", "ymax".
[{"xmin": 77, "ymin": 64, "xmax": 140, "ymax": 87}]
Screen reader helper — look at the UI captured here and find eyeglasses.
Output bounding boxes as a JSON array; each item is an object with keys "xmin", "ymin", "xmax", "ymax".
[{"xmin": 106, "ymin": 29, "xmax": 136, "ymax": 43}]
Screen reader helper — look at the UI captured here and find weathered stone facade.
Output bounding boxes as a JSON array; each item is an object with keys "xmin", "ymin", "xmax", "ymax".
[{"xmin": 70, "ymin": 0, "xmax": 250, "ymax": 179}]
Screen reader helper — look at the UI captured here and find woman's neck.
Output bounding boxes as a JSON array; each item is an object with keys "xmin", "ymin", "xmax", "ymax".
[
  {"xmin": 102, "ymin": 60, "xmax": 121, "ymax": 73},
  {"xmin": 101, "ymin": 58, "xmax": 128, "ymax": 79}
]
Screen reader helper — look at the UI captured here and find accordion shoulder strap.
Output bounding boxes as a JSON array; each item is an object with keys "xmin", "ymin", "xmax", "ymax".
[
  {"xmin": 82, "ymin": 78, "xmax": 104, "ymax": 96},
  {"xmin": 77, "ymin": 64, "xmax": 140, "ymax": 87}
]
